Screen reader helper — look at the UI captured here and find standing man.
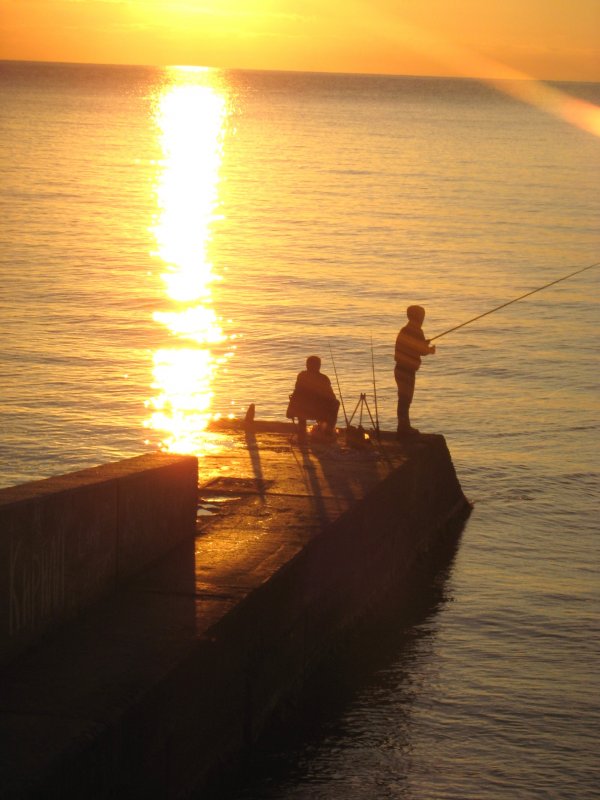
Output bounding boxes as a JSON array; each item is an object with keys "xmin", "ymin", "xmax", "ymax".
[{"xmin": 394, "ymin": 305, "xmax": 436, "ymax": 437}]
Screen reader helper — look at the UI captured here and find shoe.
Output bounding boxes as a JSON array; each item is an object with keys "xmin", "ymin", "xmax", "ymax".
[{"xmin": 396, "ymin": 426, "xmax": 420, "ymax": 439}]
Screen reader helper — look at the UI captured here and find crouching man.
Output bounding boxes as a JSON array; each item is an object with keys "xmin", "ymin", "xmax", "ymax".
[{"xmin": 287, "ymin": 355, "xmax": 340, "ymax": 442}]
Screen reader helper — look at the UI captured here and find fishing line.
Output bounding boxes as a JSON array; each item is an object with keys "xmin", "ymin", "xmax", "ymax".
[{"xmin": 430, "ymin": 261, "xmax": 599, "ymax": 342}]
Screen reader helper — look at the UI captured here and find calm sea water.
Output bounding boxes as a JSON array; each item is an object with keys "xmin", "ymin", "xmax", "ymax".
[{"xmin": 1, "ymin": 61, "xmax": 599, "ymax": 798}]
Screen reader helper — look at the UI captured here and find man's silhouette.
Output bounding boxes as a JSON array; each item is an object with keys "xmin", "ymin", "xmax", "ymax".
[
  {"xmin": 287, "ymin": 355, "xmax": 340, "ymax": 441},
  {"xmin": 394, "ymin": 305, "xmax": 435, "ymax": 437}
]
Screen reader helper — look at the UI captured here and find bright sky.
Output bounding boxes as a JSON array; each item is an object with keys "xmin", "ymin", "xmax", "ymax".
[{"xmin": 1, "ymin": 0, "xmax": 599, "ymax": 81}]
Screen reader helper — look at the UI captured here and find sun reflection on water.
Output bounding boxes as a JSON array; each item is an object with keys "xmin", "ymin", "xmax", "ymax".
[{"xmin": 145, "ymin": 67, "xmax": 234, "ymax": 455}]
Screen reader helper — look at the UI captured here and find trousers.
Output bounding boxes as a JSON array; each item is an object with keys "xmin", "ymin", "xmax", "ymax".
[{"xmin": 394, "ymin": 366, "xmax": 416, "ymax": 430}]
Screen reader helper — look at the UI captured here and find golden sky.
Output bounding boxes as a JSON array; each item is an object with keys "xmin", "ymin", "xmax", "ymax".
[{"xmin": 1, "ymin": 0, "xmax": 598, "ymax": 81}]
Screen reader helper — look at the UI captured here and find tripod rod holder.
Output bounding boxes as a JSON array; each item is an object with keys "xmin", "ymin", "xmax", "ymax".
[{"xmin": 347, "ymin": 393, "xmax": 378, "ymax": 431}]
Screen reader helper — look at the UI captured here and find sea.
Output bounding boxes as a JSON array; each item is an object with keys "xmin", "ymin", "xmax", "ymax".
[{"xmin": 0, "ymin": 61, "xmax": 599, "ymax": 798}]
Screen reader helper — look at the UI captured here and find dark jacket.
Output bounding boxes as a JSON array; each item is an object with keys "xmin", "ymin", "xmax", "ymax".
[
  {"xmin": 394, "ymin": 322, "xmax": 429, "ymax": 372},
  {"xmin": 287, "ymin": 370, "xmax": 338, "ymax": 420}
]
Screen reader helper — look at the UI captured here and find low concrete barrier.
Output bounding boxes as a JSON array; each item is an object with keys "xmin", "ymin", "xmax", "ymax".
[{"xmin": 0, "ymin": 453, "xmax": 198, "ymax": 666}]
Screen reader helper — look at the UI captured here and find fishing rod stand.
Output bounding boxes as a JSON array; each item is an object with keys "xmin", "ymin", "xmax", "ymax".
[{"xmin": 345, "ymin": 393, "xmax": 378, "ymax": 447}]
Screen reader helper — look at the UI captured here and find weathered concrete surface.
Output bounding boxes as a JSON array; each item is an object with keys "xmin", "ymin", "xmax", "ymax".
[
  {"xmin": 0, "ymin": 425, "xmax": 469, "ymax": 798},
  {"xmin": 0, "ymin": 454, "xmax": 198, "ymax": 666}
]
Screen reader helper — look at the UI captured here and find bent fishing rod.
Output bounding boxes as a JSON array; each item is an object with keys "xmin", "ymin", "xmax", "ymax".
[
  {"xmin": 328, "ymin": 342, "xmax": 350, "ymax": 427},
  {"xmin": 430, "ymin": 261, "xmax": 599, "ymax": 343}
]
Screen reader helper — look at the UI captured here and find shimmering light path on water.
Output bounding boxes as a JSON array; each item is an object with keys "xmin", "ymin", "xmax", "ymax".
[
  {"xmin": 0, "ymin": 62, "xmax": 598, "ymax": 798},
  {"xmin": 146, "ymin": 66, "xmax": 234, "ymax": 454}
]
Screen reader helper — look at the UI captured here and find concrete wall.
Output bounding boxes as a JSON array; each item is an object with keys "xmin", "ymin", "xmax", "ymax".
[{"xmin": 0, "ymin": 453, "xmax": 198, "ymax": 666}]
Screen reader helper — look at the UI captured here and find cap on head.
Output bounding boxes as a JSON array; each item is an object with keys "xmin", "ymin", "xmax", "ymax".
[
  {"xmin": 306, "ymin": 355, "xmax": 321, "ymax": 371},
  {"xmin": 407, "ymin": 305, "xmax": 425, "ymax": 323}
]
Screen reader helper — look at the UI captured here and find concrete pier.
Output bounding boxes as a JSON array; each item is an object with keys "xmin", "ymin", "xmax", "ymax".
[{"xmin": 0, "ymin": 424, "xmax": 469, "ymax": 798}]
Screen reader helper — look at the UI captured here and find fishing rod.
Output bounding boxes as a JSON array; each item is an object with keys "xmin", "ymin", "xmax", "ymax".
[
  {"xmin": 328, "ymin": 342, "xmax": 349, "ymax": 427},
  {"xmin": 429, "ymin": 261, "xmax": 599, "ymax": 343},
  {"xmin": 370, "ymin": 335, "xmax": 380, "ymax": 434}
]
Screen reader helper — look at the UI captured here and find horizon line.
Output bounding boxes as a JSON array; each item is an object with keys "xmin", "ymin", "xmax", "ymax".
[{"xmin": 1, "ymin": 57, "xmax": 598, "ymax": 86}]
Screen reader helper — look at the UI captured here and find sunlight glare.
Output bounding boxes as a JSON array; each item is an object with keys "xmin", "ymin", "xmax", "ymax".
[
  {"xmin": 350, "ymin": 3, "xmax": 600, "ymax": 138},
  {"xmin": 147, "ymin": 67, "xmax": 233, "ymax": 454}
]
